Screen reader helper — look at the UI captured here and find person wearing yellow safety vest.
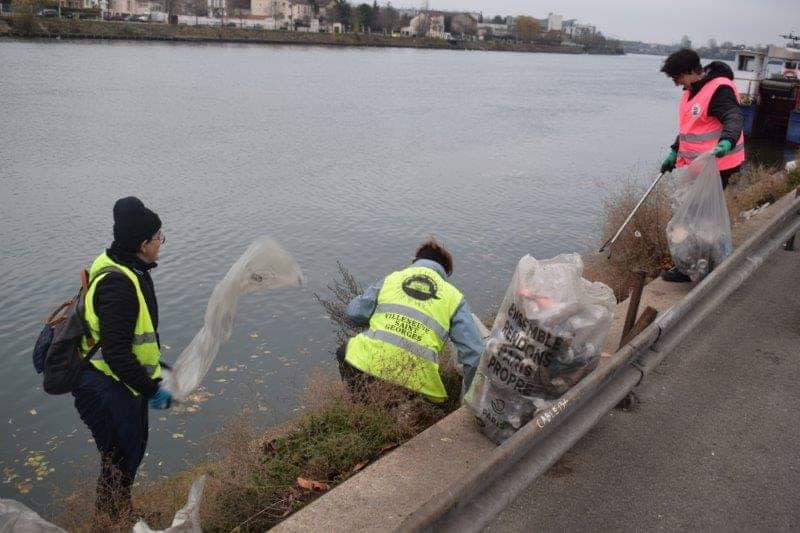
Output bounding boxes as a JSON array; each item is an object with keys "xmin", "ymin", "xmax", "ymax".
[
  {"xmin": 338, "ymin": 238, "xmax": 484, "ymax": 402},
  {"xmin": 72, "ymin": 197, "xmax": 171, "ymax": 519},
  {"xmin": 659, "ymin": 48, "xmax": 745, "ymax": 283}
]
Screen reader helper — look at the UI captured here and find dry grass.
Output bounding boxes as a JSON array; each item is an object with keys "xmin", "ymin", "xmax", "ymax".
[
  {"xmin": 56, "ymin": 463, "xmax": 207, "ymax": 532},
  {"xmin": 583, "ymin": 176, "xmax": 672, "ymax": 301},
  {"xmin": 56, "ymin": 372, "xmax": 461, "ymax": 532},
  {"xmin": 583, "ymin": 161, "xmax": 792, "ymax": 301},
  {"xmin": 725, "ymin": 163, "xmax": 788, "ymax": 222},
  {"xmin": 196, "ymin": 371, "xmax": 460, "ymax": 532}
]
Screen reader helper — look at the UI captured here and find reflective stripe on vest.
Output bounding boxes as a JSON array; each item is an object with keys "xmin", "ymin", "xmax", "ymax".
[
  {"xmin": 676, "ymin": 76, "xmax": 745, "ymax": 172},
  {"xmin": 81, "ymin": 252, "xmax": 161, "ymax": 395},
  {"xmin": 345, "ymin": 265, "xmax": 463, "ymax": 402}
]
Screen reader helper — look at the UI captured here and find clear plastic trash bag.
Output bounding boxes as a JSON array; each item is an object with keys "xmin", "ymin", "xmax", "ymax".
[
  {"xmin": 161, "ymin": 237, "xmax": 304, "ymax": 401},
  {"xmin": 0, "ymin": 499, "xmax": 66, "ymax": 533},
  {"xmin": 133, "ymin": 476, "xmax": 205, "ymax": 533},
  {"xmin": 464, "ymin": 254, "xmax": 615, "ymax": 443},
  {"xmin": 666, "ymin": 152, "xmax": 733, "ymax": 282}
]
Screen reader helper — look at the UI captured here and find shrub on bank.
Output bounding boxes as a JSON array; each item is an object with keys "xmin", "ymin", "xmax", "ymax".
[{"xmin": 583, "ymin": 162, "xmax": 792, "ymax": 301}]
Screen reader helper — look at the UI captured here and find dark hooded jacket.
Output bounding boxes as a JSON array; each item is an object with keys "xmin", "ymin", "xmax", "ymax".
[
  {"xmin": 92, "ymin": 243, "xmax": 160, "ymax": 397},
  {"xmin": 671, "ymin": 61, "xmax": 744, "ymax": 152}
]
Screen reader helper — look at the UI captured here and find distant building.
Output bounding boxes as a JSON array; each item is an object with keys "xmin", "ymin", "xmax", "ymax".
[
  {"xmin": 476, "ymin": 22, "xmax": 509, "ymax": 39},
  {"xmin": 546, "ymin": 12, "xmax": 562, "ymax": 32},
  {"xmin": 290, "ymin": 0, "xmax": 312, "ymax": 22},
  {"xmin": 563, "ymin": 19, "xmax": 596, "ymax": 39},
  {"xmin": 107, "ymin": 0, "xmax": 161, "ymax": 15},
  {"xmin": 407, "ymin": 11, "xmax": 445, "ymax": 39},
  {"xmin": 450, "ymin": 12, "xmax": 477, "ymax": 37}
]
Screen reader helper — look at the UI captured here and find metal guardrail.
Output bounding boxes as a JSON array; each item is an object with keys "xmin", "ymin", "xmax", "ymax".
[{"xmin": 399, "ymin": 194, "xmax": 800, "ymax": 533}]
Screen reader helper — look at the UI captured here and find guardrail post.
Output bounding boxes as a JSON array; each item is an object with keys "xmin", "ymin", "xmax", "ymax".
[
  {"xmin": 619, "ymin": 270, "xmax": 646, "ymax": 350},
  {"xmin": 785, "ymin": 189, "xmax": 800, "ymax": 251}
]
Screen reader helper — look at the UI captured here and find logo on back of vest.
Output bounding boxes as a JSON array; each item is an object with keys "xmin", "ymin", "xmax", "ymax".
[
  {"xmin": 402, "ymin": 274, "xmax": 439, "ymax": 301},
  {"xmin": 691, "ymin": 103, "xmax": 702, "ymax": 118}
]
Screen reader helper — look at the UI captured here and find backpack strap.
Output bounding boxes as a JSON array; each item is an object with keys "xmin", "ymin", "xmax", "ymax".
[{"xmin": 78, "ymin": 266, "xmax": 127, "ymax": 350}]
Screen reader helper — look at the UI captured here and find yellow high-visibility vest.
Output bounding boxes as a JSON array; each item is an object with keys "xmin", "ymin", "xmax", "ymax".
[
  {"xmin": 80, "ymin": 252, "xmax": 161, "ymax": 394},
  {"xmin": 345, "ymin": 265, "xmax": 462, "ymax": 402}
]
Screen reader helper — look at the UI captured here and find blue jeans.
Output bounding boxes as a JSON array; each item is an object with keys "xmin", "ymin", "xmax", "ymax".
[{"xmin": 72, "ymin": 369, "xmax": 148, "ymax": 517}]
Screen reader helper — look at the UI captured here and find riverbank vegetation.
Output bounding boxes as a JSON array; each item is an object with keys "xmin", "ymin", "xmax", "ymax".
[
  {"xmin": 584, "ymin": 161, "xmax": 794, "ymax": 301},
  {"xmin": 0, "ymin": 17, "xmax": 601, "ymax": 53}
]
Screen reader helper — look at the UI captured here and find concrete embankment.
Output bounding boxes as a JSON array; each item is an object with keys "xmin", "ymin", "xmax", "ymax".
[
  {"xmin": 0, "ymin": 18, "xmax": 622, "ymax": 55},
  {"xmin": 274, "ymin": 184, "xmax": 800, "ymax": 532}
]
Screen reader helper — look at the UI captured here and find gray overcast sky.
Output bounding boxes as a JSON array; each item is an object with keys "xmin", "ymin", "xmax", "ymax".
[{"xmin": 404, "ymin": 0, "xmax": 799, "ymax": 46}]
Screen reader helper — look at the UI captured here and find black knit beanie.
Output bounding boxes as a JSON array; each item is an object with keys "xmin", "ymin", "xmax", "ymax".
[{"xmin": 112, "ymin": 197, "xmax": 162, "ymax": 253}]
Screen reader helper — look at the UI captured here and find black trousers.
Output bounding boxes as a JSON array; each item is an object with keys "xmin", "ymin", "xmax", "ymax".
[
  {"xmin": 720, "ymin": 166, "xmax": 740, "ymax": 190},
  {"xmin": 72, "ymin": 369, "xmax": 148, "ymax": 518}
]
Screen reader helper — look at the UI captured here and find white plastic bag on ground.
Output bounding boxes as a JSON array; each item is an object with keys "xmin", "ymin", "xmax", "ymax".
[
  {"xmin": 464, "ymin": 254, "xmax": 615, "ymax": 444},
  {"xmin": 666, "ymin": 152, "xmax": 733, "ymax": 282},
  {"xmin": 162, "ymin": 237, "xmax": 304, "ymax": 400},
  {"xmin": 133, "ymin": 476, "xmax": 205, "ymax": 533},
  {"xmin": 0, "ymin": 500, "xmax": 66, "ymax": 533}
]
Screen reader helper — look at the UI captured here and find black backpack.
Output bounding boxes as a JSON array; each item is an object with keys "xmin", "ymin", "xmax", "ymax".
[{"xmin": 32, "ymin": 268, "xmax": 118, "ymax": 394}]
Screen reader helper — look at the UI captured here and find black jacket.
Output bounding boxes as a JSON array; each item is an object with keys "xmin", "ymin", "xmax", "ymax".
[
  {"xmin": 92, "ymin": 244, "xmax": 160, "ymax": 397},
  {"xmin": 671, "ymin": 61, "xmax": 744, "ymax": 151}
]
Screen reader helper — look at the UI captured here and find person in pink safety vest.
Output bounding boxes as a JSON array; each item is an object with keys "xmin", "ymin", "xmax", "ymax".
[{"xmin": 658, "ymin": 48, "xmax": 745, "ymax": 283}]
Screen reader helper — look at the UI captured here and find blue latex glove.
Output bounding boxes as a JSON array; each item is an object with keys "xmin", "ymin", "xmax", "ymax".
[
  {"xmin": 713, "ymin": 139, "xmax": 732, "ymax": 158},
  {"xmin": 149, "ymin": 387, "xmax": 172, "ymax": 410},
  {"xmin": 660, "ymin": 149, "xmax": 678, "ymax": 173}
]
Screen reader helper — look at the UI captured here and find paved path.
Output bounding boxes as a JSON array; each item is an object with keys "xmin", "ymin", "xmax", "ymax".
[{"xmin": 486, "ymin": 248, "xmax": 800, "ymax": 531}]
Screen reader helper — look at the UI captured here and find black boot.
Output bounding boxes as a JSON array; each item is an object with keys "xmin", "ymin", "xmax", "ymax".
[{"xmin": 660, "ymin": 267, "xmax": 691, "ymax": 283}]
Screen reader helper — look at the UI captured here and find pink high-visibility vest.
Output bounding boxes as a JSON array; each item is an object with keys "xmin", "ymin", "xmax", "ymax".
[{"xmin": 676, "ymin": 77, "xmax": 745, "ymax": 171}]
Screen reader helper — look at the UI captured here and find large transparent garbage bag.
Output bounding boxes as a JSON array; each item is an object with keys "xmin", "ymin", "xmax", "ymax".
[
  {"xmin": 0, "ymin": 499, "xmax": 66, "ymax": 533},
  {"xmin": 133, "ymin": 476, "xmax": 205, "ymax": 533},
  {"xmin": 162, "ymin": 237, "xmax": 304, "ymax": 401},
  {"xmin": 666, "ymin": 153, "xmax": 733, "ymax": 282},
  {"xmin": 464, "ymin": 254, "xmax": 615, "ymax": 444}
]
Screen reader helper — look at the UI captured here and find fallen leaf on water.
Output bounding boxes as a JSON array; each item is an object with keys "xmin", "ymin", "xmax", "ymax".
[
  {"xmin": 296, "ymin": 477, "xmax": 329, "ymax": 491},
  {"xmin": 172, "ymin": 433, "xmax": 184, "ymax": 439},
  {"xmin": 249, "ymin": 332, "xmax": 259, "ymax": 339},
  {"xmin": 29, "ymin": 409, "xmax": 37, "ymax": 416}
]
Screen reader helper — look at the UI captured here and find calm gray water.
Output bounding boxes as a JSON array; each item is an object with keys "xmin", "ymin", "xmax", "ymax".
[{"xmin": 1, "ymin": 40, "xmax": 701, "ymax": 512}]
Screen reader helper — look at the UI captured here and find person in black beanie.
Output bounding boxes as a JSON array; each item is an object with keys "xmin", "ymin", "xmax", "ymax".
[{"xmin": 72, "ymin": 196, "xmax": 172, "ymax": 519}]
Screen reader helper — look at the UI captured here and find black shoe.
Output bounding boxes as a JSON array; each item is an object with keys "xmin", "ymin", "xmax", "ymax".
[{"xmin": 660, "ymin": 267, "xmax": 691, "ymax": 283}]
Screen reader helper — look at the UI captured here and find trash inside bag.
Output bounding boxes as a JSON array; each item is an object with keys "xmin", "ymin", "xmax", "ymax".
[
  {"xmin": 464, "ymin": 254, "xmax": 615, "ymax": 444},
  {"xmin": 133, "ymin": 476, "xmax": 205, "ymax": 533},
  {"xmin": 0, "ymin": 499, "xmax": 67, "ymax": 533},
  {"xmin": 161, "ymin": 237, "xmax": 304, "ymax": 401},
  {"xmin": 666, "ymin": 153, "xmax": 733, "ymax": 282}
]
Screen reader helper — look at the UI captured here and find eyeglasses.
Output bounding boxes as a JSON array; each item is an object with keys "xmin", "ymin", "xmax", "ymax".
[{"xmin": 150, "ymin": 231, "xmax": 166, "ymax": 245}]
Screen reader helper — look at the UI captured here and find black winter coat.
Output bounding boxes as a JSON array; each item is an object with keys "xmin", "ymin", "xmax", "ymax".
[
  {"xmin": 671, "ymin": 61, "xmax": 744, "ymax": 151},
  {"xmin": 92, "ymin": 244, "xmax": 160, "ymax": 397}
]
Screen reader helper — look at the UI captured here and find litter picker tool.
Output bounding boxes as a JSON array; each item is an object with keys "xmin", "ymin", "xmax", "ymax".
[{"xmin": 599, "ymin": 171, "xmax": 667, "ymax": 253}]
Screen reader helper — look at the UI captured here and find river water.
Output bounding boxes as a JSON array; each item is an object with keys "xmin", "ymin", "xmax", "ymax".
[{"xmin": 0, "ymin": 40, "xmax": 793, "ymax": 513}]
